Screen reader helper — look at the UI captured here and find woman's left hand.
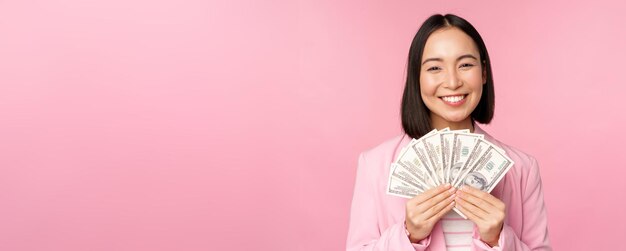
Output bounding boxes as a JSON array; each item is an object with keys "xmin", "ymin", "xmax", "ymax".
[{"xmin": 454, "ymin": 185, "xmax": 505, "ymax": 247}]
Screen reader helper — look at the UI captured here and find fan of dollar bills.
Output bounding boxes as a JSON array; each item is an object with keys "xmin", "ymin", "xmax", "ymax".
[{"xmin": 387, "ymin": 128, "xmax": 514, "ymax": 200}]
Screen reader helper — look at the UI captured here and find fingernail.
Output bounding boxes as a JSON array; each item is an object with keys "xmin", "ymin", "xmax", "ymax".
[{"xmin": 444, "ymin": 183, "xmax": 451, "ymax": 188}]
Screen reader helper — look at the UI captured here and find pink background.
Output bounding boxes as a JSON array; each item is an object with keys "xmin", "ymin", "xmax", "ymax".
[{"xmin": 1, "ymin": 0, "xmax": 625, "ymax": 250}]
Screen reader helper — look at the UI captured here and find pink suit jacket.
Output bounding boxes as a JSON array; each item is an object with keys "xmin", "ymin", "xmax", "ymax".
[{"xmin": 346, "ymin": 126, "xmax": 551, "ymax": 251}]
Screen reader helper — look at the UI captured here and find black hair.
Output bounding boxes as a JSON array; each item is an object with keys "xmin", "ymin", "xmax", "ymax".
[{"xmin": 401, "ymin": 14, "xmax": 495, "ymax": 139}]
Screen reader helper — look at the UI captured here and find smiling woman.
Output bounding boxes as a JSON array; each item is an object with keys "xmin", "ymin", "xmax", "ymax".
[
  {"xmin": 346, "ymin": 14, "xmax": 551, "ymax": 251},
  {"xmin": 419, "ymin": 27, "xmax": 486, "ymax": 131},
  {"xmin": 401, "ymin": 15, "xmax": 494, "ymax": 138}
]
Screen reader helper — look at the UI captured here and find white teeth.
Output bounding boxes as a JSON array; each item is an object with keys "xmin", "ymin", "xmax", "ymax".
[{"xmin": 442, "ymin": 95, "xmax": 465, "ymax": 103}]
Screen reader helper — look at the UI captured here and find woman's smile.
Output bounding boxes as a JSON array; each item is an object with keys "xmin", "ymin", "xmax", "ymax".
[{"xmin": 439, "ymin": 94, "xmax": 468, "ymax": 106}]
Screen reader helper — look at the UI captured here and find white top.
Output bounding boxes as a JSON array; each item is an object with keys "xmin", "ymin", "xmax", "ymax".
[{"xmin": 441, "ymin": 210, "xmax": 473, "ymax": 251}]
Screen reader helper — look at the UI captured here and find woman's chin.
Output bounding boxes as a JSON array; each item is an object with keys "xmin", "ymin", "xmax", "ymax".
[
  {"xmin": 430, "ymin": 110, "xmax": 472, "ymax": 125},
  {"xmin": 438, "ymin": 115, "xmax": 471, "ymax": 124}
]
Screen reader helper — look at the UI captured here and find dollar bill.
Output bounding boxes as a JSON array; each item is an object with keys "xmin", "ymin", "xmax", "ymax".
[
  {"xmin": 448, "ymin": 132, "xmax": 484, "ymax": 187},
  {"xmin": 396, "ymin": 144, "xmax": 438, "ymax": 188},
  {"xmin": 458, "ymin": 144, "xmax": 514, "ymax": 192},
  {"xmin": 389, "ymin": 162, "xmax": 430, "ymax": 191},
  {"xmin": 412, "ymin": 139, "xmax": 440, "ymax": 186},
  {"xmin": 422, "ymin": 128, "xmax": 449, "ymax": 184},
  {"xmin": 440, "ymin": 130, "xmax": 469, "ymax": 183},
  {"xmin": 386, "ymin": 169, "xmax": 422, "ymax": 198},
  {"xmin": 453, "ymin": 138, "xmax": 492, "ymax": 187}
]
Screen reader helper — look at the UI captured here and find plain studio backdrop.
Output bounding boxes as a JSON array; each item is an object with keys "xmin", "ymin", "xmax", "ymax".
[{"xmin": 0, "ymin": 0, "xmax": 624, "ymax": 250}]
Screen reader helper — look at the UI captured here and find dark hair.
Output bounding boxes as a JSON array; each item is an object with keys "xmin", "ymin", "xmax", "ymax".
[{"xmin": 401, "ymin": 14, "xmax": 495, "ymax": 139}]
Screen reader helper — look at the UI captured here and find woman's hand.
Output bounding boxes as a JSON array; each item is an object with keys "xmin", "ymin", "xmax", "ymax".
[
  {"xmin": 454, "ymin": 185, "xmax": 506, "ymax": 247},
  {"xmin": 405, "ymin": 184, "xmax": 456, "ymax": 243}
]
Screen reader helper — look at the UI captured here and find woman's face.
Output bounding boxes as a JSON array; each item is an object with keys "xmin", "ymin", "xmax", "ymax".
[{"xmin": 419, "ymin": 27, "xmax": 486, "ymax": 124}]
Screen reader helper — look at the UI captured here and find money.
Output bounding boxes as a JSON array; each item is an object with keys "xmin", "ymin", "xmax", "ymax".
[
  {"xmin": 395, "ymin": 146, "xmax": 437, "ymax": 189},
  {"xmin": 459, "ymin": 145, "xmax": 514, "ymax": 193},
  {"xmin": 448, "ymin": 132, "xmax": 483, "ymax": 185},
  {"xmin": 387, "ymin": 165, "xmax": 422, "ymax": 198},
  {"xmin": 386, "ymin": 128, "xmax": 515, "ymax": 218},
  {"xmin": 390, "ymin": 162, "xmax": 430, "ymax": 192},
  {"xmin": 412, "ymin": 139, "xmax": 440, "ymax": 186},
  {"xmin": 440, "ymin": 129, "xmax": 469, "ymax": 183},
  {"xmin": 421, "ymin": 128, "xmax": 448, "ymax": 185},
  {"xmin": 452, "ymin": 138, "xmax": 490, "ymax": 187}
]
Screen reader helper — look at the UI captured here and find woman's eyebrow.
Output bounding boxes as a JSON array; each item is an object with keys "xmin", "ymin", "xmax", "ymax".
[
  {"xmin": 457, "ymin": 54, "xmax": 478, "ymax": 61},
  {"xmin": 421, "ymin": 57, "xmax": 443, "ymax": 65},
  {"xmin": 422, "ymin": 54, "xmax": 478, "ymax": 65}
]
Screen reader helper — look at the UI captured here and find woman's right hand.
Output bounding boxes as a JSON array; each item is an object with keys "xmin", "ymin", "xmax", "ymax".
[{"xmin": 405, "ymin": 183, "xmax": 456, "ymax": 243}]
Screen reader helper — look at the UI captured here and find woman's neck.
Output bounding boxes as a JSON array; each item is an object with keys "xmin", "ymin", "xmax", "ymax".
[{"xmin": 431, "ymin": 116, "xmax": 474, "ymax": 133}]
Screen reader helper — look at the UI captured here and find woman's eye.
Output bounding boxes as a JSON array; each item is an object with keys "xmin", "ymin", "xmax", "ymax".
[
  {"xmin": 460, "ymin": 63, "xmax": 474, "ymax": 68},
  {"xmin": 427, "ymin": 66, "xmax": 441, "ymax": 71}
]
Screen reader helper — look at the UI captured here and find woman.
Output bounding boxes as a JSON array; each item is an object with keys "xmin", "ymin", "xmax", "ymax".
[{"xmin": 346, "ymin": 14, "xmax": 551, "ymax": 250}]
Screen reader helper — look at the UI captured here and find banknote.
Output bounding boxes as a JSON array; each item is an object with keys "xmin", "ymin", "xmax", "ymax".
[
  {"xmin": 389, "ymin": 162, "xmax": 430, "ymax": 192},
  {"xmin": 395, "ymin": 147, "xmax": 437, "ymax": 189},
  {"xmin": 412, "ymin": 139, "xmax": 440, "ymax": 186},
  {"xmin": 422, "ymin": 128, "xmax": 449, "ymax": 185},
  {"xmin": 452, "ymin": 138, "xmax": 491, "ymax": 187},
  {"xmin": 459, "ymin": 144, "xmax": 514, "ymax": 192},
  {"xmin": 448, "ymin": 132, "xmax": 483, "ymax": 186},
  {"xmin": 386, "ymin": 169, "xmax": 422, "ymax": 198},
  {"xmin": 440, "ymin": 130, "xmax": 469, "ymax": 183}
]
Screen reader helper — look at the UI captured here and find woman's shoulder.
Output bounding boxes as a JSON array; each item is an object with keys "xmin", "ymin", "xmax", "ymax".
[
  {"xmin": 480, "ymin": 130, "xmax": 541, "ymax": 178},
  {"xmin": 478, "ymin": 128, "xmax": 546, "ymax": 201},
  {"xmin": 360, "ymin": 134, "xmax": 410, "ymax": 161},
  {"xmin": 357, "ymin": 134, "xmax": 410, "ymax": 173},
  {"xmin": 490, "ymin": 137, "xmax": 536, "ymax": 165},
  {"xmin": 356, "ymin": 134, "xmax": 410, "ymax": 182}
]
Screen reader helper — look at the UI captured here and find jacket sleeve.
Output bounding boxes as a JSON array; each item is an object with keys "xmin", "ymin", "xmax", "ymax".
[
  {"xmin": 346, "ymin": 153, "xmax": 431, "ymax": 251},
  {"xmin": 471, "ymin": 157, "xmax": 552, "ymax": 251}
]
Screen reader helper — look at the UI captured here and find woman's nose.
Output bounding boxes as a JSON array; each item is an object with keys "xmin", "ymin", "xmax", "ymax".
[{"xmin": 445, "ymin": 70, "xmax": 462, "ymax": 89}]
